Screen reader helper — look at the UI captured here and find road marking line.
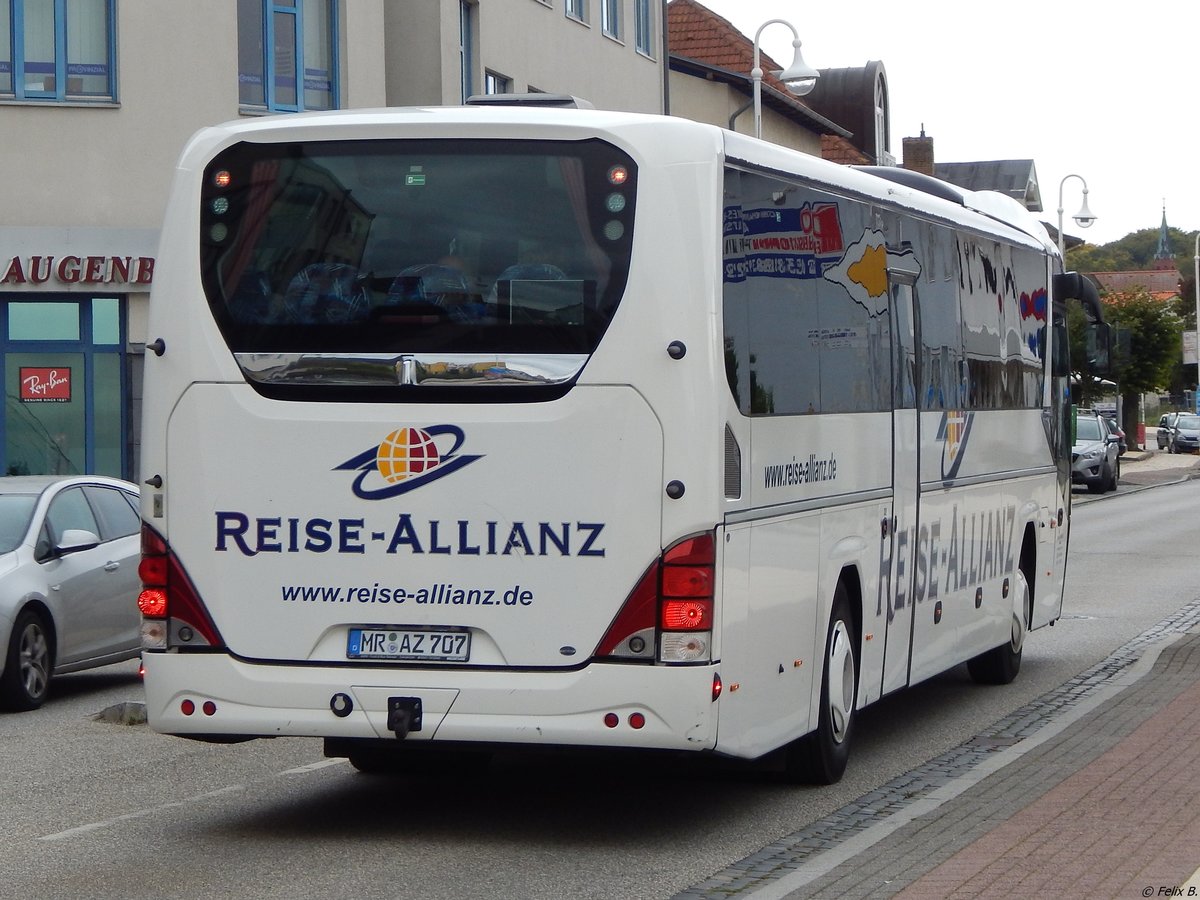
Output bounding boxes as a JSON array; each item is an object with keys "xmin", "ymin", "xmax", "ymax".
[
  {"xmin": 38, "ymin": 754, "xmax": 351, "ymax": 842},
  {"xmin": 38, "ymin": 785, "xmax": 245, "ymax": 842},
  {"xmin": 281, "ymin": 758, "xmax": 347, "ymax": 774}
]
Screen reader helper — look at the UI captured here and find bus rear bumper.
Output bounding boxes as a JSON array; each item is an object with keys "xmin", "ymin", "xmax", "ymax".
[{"xmin": 141, "ymin": 652, "xmax": 719, "ymax": 752}]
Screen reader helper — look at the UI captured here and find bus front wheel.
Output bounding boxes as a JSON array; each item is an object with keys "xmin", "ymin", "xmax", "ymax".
[{"xmin": 784, "ymin": 582, "xmax": 857, "ymax": 785}]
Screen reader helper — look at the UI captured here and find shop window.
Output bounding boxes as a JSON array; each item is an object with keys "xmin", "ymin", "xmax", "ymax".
[
  {"xmin": 238, "ymin": 0, "xmax": 339, "ymax": 112},
  {"xmin": 1, "ymin": 0, "xmax": 116, "ymax": 102},
  {"xmin": 1, "ymin": 297, "xmax": 128, "ymax": 479},
  {"xmin": 92, "ymin": 297, "xmax": 120, "ymax": 344},
  {"xmin": 9, "ymin": 301, "xmax": 79, "ymax": 340}
]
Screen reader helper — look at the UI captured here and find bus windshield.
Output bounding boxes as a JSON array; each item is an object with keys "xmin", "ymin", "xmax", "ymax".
[{"xmin": 199, "ymin": 138, "xmax": 637, "ymax": 359}]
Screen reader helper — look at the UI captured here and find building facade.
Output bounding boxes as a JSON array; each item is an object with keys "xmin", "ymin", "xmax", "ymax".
[{"xmin": 0, "ymin": 0, "xmax": 665, "ymax": 480}]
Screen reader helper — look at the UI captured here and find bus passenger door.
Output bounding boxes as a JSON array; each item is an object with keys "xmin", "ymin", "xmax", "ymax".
[{"xmin": 882, "ymin": 274, "xmax": 919, "ymax": 696}]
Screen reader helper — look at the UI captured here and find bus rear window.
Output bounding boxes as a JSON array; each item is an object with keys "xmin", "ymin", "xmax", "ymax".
[{"xmin": 199, "ymin": 139, "xmax": 637, "ymax": 357}]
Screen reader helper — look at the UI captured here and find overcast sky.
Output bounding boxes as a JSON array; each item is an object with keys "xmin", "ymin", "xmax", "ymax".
[{"xmin": 693, "ymin": 0, "xmax": 1199, "ymax": 249}]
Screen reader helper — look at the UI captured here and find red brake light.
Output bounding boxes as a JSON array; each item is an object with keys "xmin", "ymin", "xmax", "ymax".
[
  {"xmin": 138, "ymin": 588, "xmax": 168, "ymax": 618},
  {"xmin": 661, "ymin": 599, "xmax": 712, "ymax": 630}
]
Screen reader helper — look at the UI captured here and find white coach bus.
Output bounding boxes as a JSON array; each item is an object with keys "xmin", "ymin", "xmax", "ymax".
[{"xmin": 138, "ymin": 99, "xmax": 1107, "ymax": 783}]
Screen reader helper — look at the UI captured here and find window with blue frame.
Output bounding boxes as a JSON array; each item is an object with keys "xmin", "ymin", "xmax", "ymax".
[
  {"xmin": 0, "ymin": 296, "xmax": 129, "ymax": 479},
  {"xmin": 634, "ymin": 0, "xmax": 653, "ymax": 56},
  {"xmin": 238, "ymin": 0, "xmax": 338, "ymax": 112},
  {"xmin": 0, "ymin": 0, "xmax": 116, "ymax": 102}
]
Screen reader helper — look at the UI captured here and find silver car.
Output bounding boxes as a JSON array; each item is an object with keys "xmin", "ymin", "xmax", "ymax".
[
  {"xmin": 1166, "ymin": 414, "xmax": 1200, "ymax": 454},
  {"xmin": 0, "ymin": 475, "xmax": 142, "ymax": 711},
  {"xmin": 1071, "ymin": 412, "xmax": 1119, "ymax": 494}
]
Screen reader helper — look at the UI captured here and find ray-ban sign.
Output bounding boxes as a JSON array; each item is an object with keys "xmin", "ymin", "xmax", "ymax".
[{"xmin": 20, "ymin": 367, "xmax": 72, "ymax": 403}]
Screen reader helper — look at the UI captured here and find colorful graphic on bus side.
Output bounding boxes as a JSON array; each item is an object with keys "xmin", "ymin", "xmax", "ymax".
[{"xmin": 722, "ymin": 201, "xmax": 845, "ymax": 283}]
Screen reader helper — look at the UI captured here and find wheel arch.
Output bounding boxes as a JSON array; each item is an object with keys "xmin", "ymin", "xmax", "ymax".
[
  {"xmin": 1019, "ymin": 523, "xmax": 1036, "ymax": 626},
  {"xmin": 834, "ymin": 564, "xmax": 864, "ymax": 683}
]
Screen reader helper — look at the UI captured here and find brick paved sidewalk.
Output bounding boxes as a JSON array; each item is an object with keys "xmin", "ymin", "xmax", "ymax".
[{"xmin": 892, "ymin": 629, "xmax": 1200, "ymax": 899}]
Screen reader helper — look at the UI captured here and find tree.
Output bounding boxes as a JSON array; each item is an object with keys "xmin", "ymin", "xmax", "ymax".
[
  {"xmin": 1106, "ymin": 288, "xmax": 1183, "ymax": 446},
  {"xmin": 1066, "ymin": 227, "xmax": 1199, "ymax": 274}
]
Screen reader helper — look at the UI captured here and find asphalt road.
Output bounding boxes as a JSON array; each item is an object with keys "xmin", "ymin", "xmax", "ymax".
[{"xmin": 3, "ymin": 477, "xmax": 1198, "ymax": 900}]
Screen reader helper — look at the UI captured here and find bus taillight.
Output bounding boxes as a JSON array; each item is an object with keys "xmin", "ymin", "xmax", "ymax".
[
  {"xmin": 658, "ymin": 532, "xmax": 714, "ymax": 662},
  {"xmin": 596, "ymin": 531, "xmax": 716, "ymax": 664},
  {"xmin": 138, "ymin": 524, "xmax": 225, "ymax": 651}
]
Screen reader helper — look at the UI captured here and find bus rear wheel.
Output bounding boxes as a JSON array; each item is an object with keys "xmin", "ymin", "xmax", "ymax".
[{"xmin": 783, "ymin": 583, "xmax": 857, "ymax": 784}]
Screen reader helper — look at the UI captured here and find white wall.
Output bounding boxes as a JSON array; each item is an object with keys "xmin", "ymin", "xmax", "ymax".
[{"xmin": 668, "ymin": 72, "xmax": 823, "ymax": 157}]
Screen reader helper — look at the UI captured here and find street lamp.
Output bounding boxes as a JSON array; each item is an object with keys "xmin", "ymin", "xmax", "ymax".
[
  {"xmin": 752, "ymin": 19, "xmax": 819, "ymax": 140},
  {"xmin": 1194, "ymin": 233, "xmax": 1199, "ymax": 412},
  {"xmin": 1056, "ymin": 173, "xmax": 1097, "ymax": 260}
]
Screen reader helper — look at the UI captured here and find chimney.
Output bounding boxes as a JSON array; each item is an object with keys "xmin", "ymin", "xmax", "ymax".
[{"xmin": 903, "ymin": 126, "xmax": 934, "ymax": 176}]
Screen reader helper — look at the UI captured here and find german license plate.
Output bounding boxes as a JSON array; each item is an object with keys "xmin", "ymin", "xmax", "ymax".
[{"xmin": 347, "ymin": 627, "xmax": 470, "ymax": 662}]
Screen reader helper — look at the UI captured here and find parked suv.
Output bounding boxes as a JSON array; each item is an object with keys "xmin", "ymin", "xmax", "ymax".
[{"xmin": 1072, "ymin": 410, "xmax": 1120, "ymax": 493}]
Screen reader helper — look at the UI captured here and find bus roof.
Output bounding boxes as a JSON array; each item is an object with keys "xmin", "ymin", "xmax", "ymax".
[{"xmin": 181, "ymin": 104, "xmax": 1054, "ymax": 254}]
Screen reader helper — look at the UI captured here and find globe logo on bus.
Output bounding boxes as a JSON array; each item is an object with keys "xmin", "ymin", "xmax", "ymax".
[
  {"xmin": 335, "ymin": 423, "xmax": 483, "ymax": 499},
  {"xmin": 376, "ymin": 427, "xmax": 441, "ymax": 484}
]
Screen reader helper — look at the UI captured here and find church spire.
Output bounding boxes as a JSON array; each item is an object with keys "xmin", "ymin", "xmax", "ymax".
[{"xmin": 1153, "ymin": 202, "xmax": 1175, "ymax": 270}]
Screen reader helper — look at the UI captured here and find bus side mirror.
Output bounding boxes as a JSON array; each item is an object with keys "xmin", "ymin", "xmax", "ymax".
[
  {"xmin": 1052, "ymin": 320, "xmax": 1071, "ymax": 376},
  {"xmin": 1086, "ymin": 321, "xmax": 1112, "ymax": 373}
]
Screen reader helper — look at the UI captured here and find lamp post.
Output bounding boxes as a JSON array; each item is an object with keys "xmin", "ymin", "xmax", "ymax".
[
  {"xmin": 752, "ymin": 19, "xmax": 820, "ymax": 140},
  {"xmin": 1056, "ymin": 174, "xmax": 1097, "ymax": 260},
  {"xmin": 1194, "ymin": 233, "xmax": 1199, "ymax": 412}
]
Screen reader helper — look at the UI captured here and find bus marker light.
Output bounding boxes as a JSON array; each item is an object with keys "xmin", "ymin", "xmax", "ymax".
[
  {"xmin": 202, "ymin": 701, "xmax": 217, "ymax": 716},
  {"xmin": 181, "ymin": 699, "xmax": 195, "ymax": 716},
  {"xmin": 629, "ymin": 713, "xmax": 645, "ymax": 729},
  {"xmin": 213, "ymin": 170, "xmax": 232, "ymax": 188},
  {"xmin": 712, "ymin": 674, "xmax": 722, "ymax": 701},
  {"xmin": 607, "ymin": 165, "xmax": 628, "ymax": 185},
  {"xmin": 793, "ymin": 659, "xmax": 803, "ymax": 668},
  {"xmin": 604, "ymin": 713, "xmax": 619, "ymax": 728}
]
